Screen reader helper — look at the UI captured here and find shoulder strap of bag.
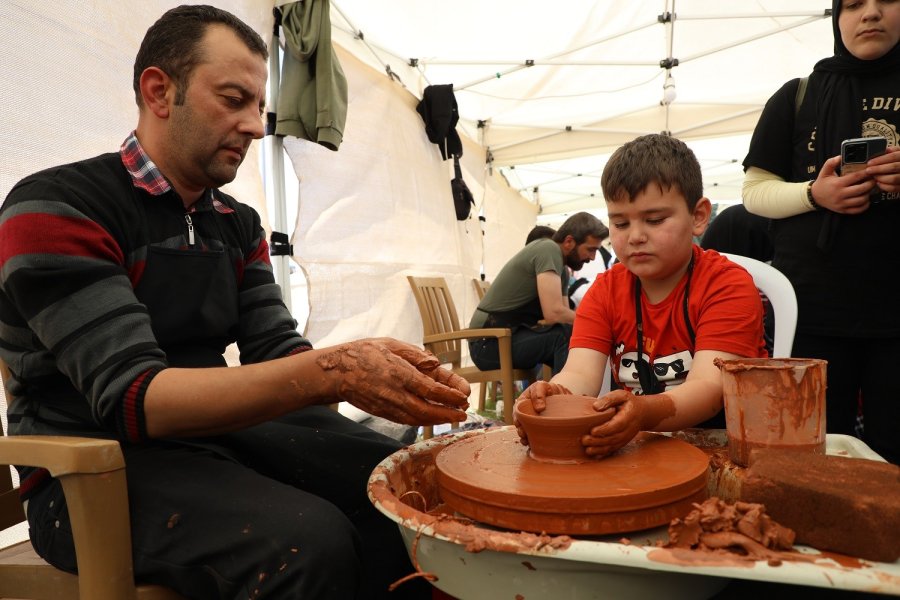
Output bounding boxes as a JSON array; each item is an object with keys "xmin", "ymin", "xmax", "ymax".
[{"xmin": 794, "ymin": 76, "xmax": 808, "ymax": 118}]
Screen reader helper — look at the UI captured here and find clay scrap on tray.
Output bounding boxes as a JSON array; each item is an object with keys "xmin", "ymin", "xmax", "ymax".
[{"xmin": 660, "ymin": 497, "xmax": 796, "ymax": 564}]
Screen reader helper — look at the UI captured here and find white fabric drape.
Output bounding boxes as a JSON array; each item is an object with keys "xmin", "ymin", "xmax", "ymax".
[{"xmin": 283, "ymin": 46, "xmax": 535, "ymax": 348}]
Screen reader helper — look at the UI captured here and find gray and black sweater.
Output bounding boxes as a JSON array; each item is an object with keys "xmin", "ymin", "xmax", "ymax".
[{"xmin": 0, "ymin": 133, "xmax": 310, "ymax": 498}]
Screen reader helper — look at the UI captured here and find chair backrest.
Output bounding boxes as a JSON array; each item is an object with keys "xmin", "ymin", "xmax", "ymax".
[
  {"xmin": 721, "ymin": 253, "xmax": 797, "ymax": 358},
  {"xmin": 407, "ymin": 276, "xmax": 463, "ymax": 366},
  {"xmin": 473, "ymin": 278, "xmax": 490, "ymax": 300}
]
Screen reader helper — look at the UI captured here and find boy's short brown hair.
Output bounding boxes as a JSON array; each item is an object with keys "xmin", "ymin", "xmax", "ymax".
[{"xmin": 601, "ymin": 134, "xmax": 703, "ymax": 211}]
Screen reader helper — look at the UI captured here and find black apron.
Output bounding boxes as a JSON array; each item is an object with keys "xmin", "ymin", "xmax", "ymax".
[{"xmin": 133, "ymin": 209, "xmax": 240, "ymax": 369}]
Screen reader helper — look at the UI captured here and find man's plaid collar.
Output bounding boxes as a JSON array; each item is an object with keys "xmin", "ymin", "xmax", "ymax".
[
  {"xmin": 119, "ymin": 132, "xmax": 171, "ymax": 196},
  {"xmin": 119, "ymin": 132, "xmax": 234, "ymax": 214}
]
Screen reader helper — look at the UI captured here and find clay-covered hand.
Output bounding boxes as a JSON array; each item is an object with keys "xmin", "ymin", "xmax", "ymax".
[
  {"xmin": 316, "ymin": 338, "xmax": 470, "ymax": 425},
  {"xmin": 513, "ymin": 380, "xmax": 572, "ymax": 446},
  {"xmin": 581, "ymin": 389, "xmax": 648, "ymax": 458}
]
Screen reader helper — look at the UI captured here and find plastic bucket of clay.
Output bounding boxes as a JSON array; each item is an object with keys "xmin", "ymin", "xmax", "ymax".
[{"xmin": 717, "ymin": 358, "xmax": 827, "ymax": 467}]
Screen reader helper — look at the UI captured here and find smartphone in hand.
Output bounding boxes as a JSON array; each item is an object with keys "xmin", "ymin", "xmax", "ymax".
[{"xmin": 841, "ymin": 136, "xmax": 887, "ymax": 175}]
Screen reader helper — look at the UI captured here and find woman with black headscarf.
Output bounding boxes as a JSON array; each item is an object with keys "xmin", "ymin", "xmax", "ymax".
[{"xmin": 742, "ymin": 0, "xmax": 900, "ymax": 465}]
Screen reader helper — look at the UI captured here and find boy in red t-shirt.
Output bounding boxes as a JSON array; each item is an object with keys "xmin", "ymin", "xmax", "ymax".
[{"xmin": 518, "ymin": 134, "xmax": 767, "ymax": 457}]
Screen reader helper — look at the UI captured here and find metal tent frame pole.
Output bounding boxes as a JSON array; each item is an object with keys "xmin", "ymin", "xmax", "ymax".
[{"xmin": 264, "ymin": 12, "xmax": 293, "ymax": 310}]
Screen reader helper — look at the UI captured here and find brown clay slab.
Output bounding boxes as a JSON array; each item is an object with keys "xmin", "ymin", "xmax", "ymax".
[{"xmin": 436, "ymin": 428, "xmax": 709, "ymax": 535}]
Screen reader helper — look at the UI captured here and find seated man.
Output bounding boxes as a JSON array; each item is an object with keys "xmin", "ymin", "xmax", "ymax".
[
  {"xmin": 468, "ymin": 212, "xmax": 609, "ymax": 376},
  {"xmin": 0, "ymin": 6, "xmax": 467, "ymax": 599},
  {"xmin": 518, "ymin": 134, "xmax": 767, "ymax": 457}
]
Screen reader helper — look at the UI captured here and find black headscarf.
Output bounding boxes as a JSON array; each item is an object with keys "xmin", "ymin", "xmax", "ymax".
[{"xmin": 810, "ymin": 0, "xmax": 900, "ymax": 249}]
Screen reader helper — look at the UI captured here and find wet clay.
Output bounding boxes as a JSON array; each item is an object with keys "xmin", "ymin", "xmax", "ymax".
[
  {"xmin": 647, "ymin": 497, "xmax": 811, "ymax": 568},
  {"xmin": 717, "ymin": 358, "xmax": 826, "ymax": 466},
  {"xmin": 368, "ymin": 429, "xmax": 575, "ymax": 556},
  {"xmin": 665, "ymin": 498, "xmax": 794, "ymax": 556},
  {"xmin": 435, "ymin": 428, "xmax": 709, "ymax": 535},
  {"xmin": 514, "ymin": 394, "xmax": 615, "ymax": 463}
]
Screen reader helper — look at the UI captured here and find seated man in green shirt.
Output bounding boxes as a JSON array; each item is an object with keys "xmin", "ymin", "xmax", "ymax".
[{"xmin": 469, "ymin": 212, "xmax": 608, "ymax": 376}]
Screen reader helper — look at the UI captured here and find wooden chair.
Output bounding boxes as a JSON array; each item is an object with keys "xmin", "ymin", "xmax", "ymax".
[
  {"xmin": 472, "ymin": 278, "xmax": 490, "ymax": 301},
  {"xmin": 407, "ymin": 276, "xmax": 536, "ymax": 437},
  {"xmin": 471, "ymin": 278, "xmax": 552, "ymax": 412},
  {"xmin": 471, "ymin": 278, "xmax": 499, "ymax": 412},
  {"xmin": 0, "ymin": 360, "xmax": 185, "ymax": 600}
]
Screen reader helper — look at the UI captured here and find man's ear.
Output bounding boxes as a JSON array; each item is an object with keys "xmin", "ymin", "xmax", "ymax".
[
  {"xmin": 560, "ymin": 234, "xmax": 577, "ymax": 253},
  {"xmin": 691, "ymin": 197, "xmax": 712, "ymax": 237},
  {"xmin": 139, "ymin": 67, "xmax": 175, "ymax": 119}
]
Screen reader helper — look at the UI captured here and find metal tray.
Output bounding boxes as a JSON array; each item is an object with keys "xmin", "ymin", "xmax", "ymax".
[{"xmin": 368, "ymin": 428, "xmax": 900, "ymax": 599}]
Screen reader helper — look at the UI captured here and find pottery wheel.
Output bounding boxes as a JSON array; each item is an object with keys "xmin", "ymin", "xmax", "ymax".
[{"xmin": 435, "ymin": 428, "xmax": 709, "ymax": 535}]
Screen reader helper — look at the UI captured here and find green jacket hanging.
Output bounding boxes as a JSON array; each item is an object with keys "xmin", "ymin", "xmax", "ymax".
[{"xmin": 276, "ymin": 0, "xmax": 348, "ymax": 150}]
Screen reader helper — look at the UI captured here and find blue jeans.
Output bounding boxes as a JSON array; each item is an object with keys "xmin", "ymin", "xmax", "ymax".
[{"xmin": 468, "ymin": 323, "xmax": 572, "ymax": 376}]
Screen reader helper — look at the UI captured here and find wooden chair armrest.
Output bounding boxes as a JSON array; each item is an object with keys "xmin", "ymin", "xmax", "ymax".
[
  {"xmin": 423, "ymin": 328, "xmax": 520, "ymax": 424},
  {"xmin": 423, "ymin": 327, "xmax": 512, "ymax": 346},
  {"xmin": 0, "ymin": 435, "xmax": 124, "ymax": 476},
  {"xmin": 0, "ymin": 435, "xmax": 140, "ymax": 600}
]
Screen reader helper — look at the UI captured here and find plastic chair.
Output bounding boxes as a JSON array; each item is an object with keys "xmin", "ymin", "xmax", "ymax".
[
  {"xmin": 721, "ymin": 253, "xmax": 798, "ymax": 358},
  {"xmin": 0, "ymin": 360, "xmax": 186, "ymax": 600},
  {"xmin": 407, "ymin": 276, "xmax": 537, "ymax": 436}
]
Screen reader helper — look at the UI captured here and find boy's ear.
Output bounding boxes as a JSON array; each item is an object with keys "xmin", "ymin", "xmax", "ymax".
[{"xmin": 691, "ymin": 197, "xmax": 712, "ymax": 237}]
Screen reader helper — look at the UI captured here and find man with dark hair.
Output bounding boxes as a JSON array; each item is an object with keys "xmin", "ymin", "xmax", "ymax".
[
  {"xmin": 469, "ymin": 211, "xmax": 608, "ymax": 378},
  {"xmin": 0, "ymin": 5, "xmax": 467, "ymax": 599}
]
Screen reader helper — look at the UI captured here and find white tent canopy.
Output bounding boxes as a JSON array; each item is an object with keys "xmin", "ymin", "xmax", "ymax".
[{"xmin": 329, "ymin": 0, "xmax": 833, "ymax": 224}]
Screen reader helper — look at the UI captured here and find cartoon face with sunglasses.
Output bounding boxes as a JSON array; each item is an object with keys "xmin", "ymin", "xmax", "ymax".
[{"xmin": 617, "ymin": 349, "xmax": 693, "ymax": 395}]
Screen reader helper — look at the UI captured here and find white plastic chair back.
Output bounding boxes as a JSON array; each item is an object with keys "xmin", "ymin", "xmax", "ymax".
[{"xmin": 721, "ymin": 253, "xmax": 798, "ymax": 358}]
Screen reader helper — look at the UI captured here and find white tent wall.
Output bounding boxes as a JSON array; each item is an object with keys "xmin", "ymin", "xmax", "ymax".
[{"xmin": 284, "ymin": 45, "xmax": 534, "ymax": 348}]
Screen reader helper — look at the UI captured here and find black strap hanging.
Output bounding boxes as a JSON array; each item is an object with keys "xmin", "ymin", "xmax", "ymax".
[{"xmin": 633, "ymin": 254, "xmax": 695, "ymax": 394}]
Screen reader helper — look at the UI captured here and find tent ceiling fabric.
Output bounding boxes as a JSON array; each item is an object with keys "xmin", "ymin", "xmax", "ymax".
[{"xmin": 330, "ymin": 0, "xmax": 833, "ymax": 223}]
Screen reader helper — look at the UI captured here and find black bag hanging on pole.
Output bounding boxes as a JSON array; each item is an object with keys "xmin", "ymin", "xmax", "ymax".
[
  {"xmin": 415, "ymin": 84, "xmax": 462, "ymax": 160},
  {"xmin": 451, "ymin": 154, "xmax": 475, "ymax": 220}
]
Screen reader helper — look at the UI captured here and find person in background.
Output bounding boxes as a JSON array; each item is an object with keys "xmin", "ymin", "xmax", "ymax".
[
  {"xmin": 0, "ymin": 6, "xmax": 468, "ymax": 598},
  {"xmin": 742, "ymin": 0, "xmax": 900, "ymax": 464},
  {"xmin": 469, "ymin": 212, "xmax": 608, "ymax": 377},
  {"xmin": 700, "ymin": 203, "xmax": 775, "ymax": 355},
  {"xmin": 518, "ymin": 134, "xmax": 766, "ymax": 456},
  {"xmin": 700, "ymin": 203, "xmax": 773, "ymax": 263},
  {"xmin": 524, "ymin": 224, "xmax": 557, "ymax": 245}
]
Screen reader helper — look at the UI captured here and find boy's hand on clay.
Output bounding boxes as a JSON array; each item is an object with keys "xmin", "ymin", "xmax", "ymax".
[
  {"xmin": 583, "ymin": 389, "xmax": 676, "ymax": 457},
  {"xmin": 581, "ymin": 390, "xmax": 647, "ymax": 458},
  {"xmin": 316, "ymin": 338, "xmax": 470, "ymax": 425},
  {"xmin": 514, "ymin": 380, "xmax": 572, "ymax": 446}
]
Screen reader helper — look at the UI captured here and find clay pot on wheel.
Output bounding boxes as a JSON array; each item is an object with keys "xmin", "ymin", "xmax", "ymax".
[{"xmin": 514, "ymin": 394, "xmax": 615, "ymax": 463}]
